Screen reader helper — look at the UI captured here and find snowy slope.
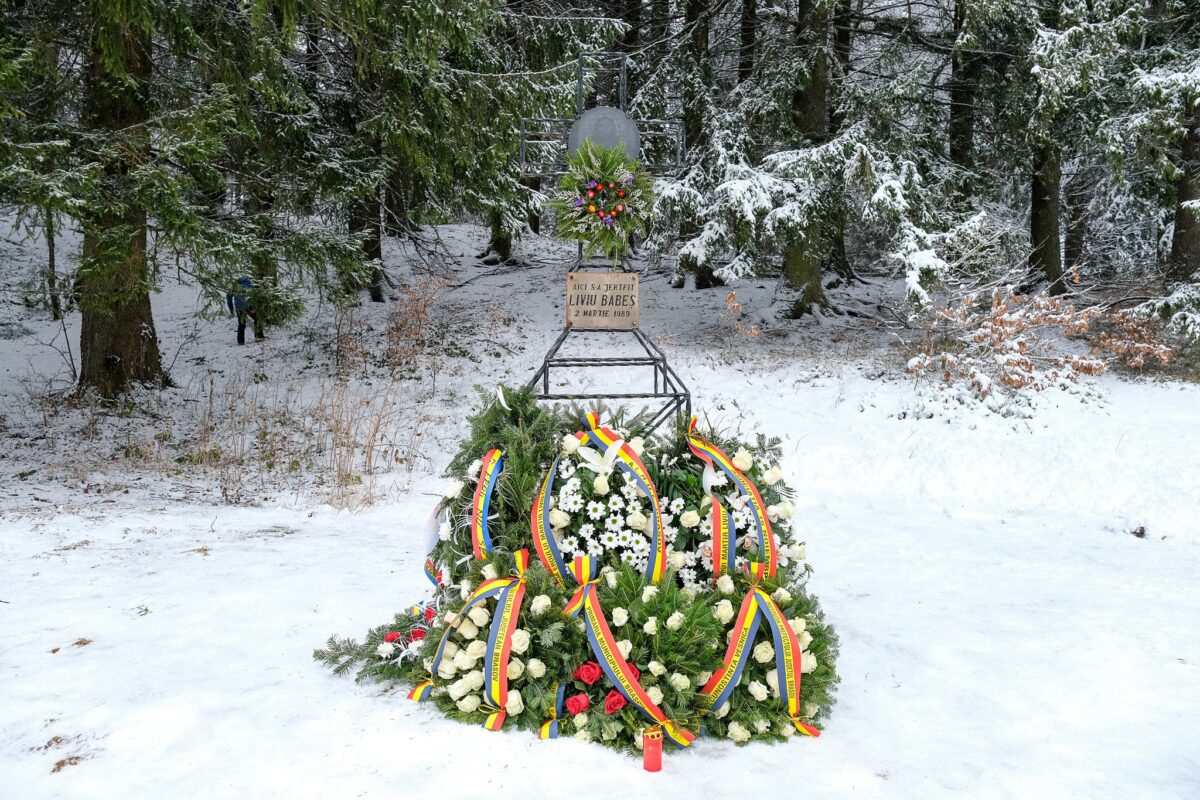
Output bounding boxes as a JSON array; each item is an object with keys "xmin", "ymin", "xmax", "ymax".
[{"xmin": 2, "ymin": 222, "xmax": 1199, "ymax": 799}]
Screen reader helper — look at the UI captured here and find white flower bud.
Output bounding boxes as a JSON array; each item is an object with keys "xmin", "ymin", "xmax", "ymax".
[
  {"xmin": 616, "ymin": 639, "xmax": 633, "ymax": 659},
  {"xmin": 510, "ymin": 629, "xmax": 531, "ymax": 654},
  {"xmin": 716, "ymin": 574, "xmax": 736, "ymax": 595},
  {"xmin": 468, "ymin": 605, "xmax": 490, "ymax": 627},
  {"xmin": 561, "ymin": 434, "xmax": 581, "ymax": 454},
  {"xmin": 668, "ymin": 672, "xmax": 690, "ymax": 692},
  {"xmin": 788, "ymin": 617, "xmax": 807, "ymax": 634},
  {"xmin": 666, "ymin": 611, "xmax": 686, "ymax": 631},
  {"xmin": 549, "ymin": 508, "xmax": 571, "ymax": 529},
  {"xmin": 727, "ymin": 720, "xmax": 751, "ymax": 743},
  {"xmin": 731, "ymin": 449, "xmax": 753, "ymax": 472},
  {"xmin": 526, "ymin": 658, "xmax": 546, "ymax": 678},
  {"xmin": 752, "ymin": 640, "xmax": 775, "ymax": 664},
  {"xmin": 375, "ymin": 641, "xmax": 395, "ymax": 658},
  {"xmin": 625, "ymin": 510, "xmax": 648, "ymax": 531},
  {"xmin": 456, "ymin": 694, "xmax": 481, "ymax": 713},
  {"xmin": 505, "ymin": 688, "xmax": 524, "ymax": 715},
  {"xmin": 465, "ymin": 670, "xmax": 484, "ymax": 690},
  {"xmin": 641, "ymin": 585, "xmax": 659, "ymax": 603},
  {"xmin": 628, "ymin": 437, "xmax": 645, "ymax": 455},
  {"xmin": 747, "ymin": 680, "xmax": 769, "ymax": 702},
  {"xmin": 592, "ymin": 474, "xmax": 610, "ymax": 495},
  {"xmin": 801, "ymin": 650, "xmax": 818, "ymax": 673},
  {"xmin": 643, "ymin": 616, "xmax": 657, "ymax": 635},
  {"xmin": 530, "ymin": 594, "xmax": 552, "ymax": 615},
  {"xmin": 772, "ymin": 587, "xmax": 792, "ymax": 605},
  {"xmin": 611, "ymin": 607, "xmax": 629, "ymax": 627},
  {"xmin": 457, "ymin": 619, "xmax": 479, "ymax": 640},
  {"xmin": 679, "ymin": 510, "xmax": 701, "ymax": 528},
  {"xmin": 714, "ymin": 599, "xmax": 734, "ymax": 624},
  {"xmin": 647, "ymin": 686, "xmax": 664, "ymax": 705},
  {"xmin": 465, "ymin": 640, "xmax": 487, "ymax": 660},
  {"xmin": 648, "ymin": 660, "xmax": 666, "ymax": 677}
]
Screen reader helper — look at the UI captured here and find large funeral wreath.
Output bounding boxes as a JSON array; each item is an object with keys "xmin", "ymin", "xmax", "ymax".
[{"xmin": 316, "ymin": 387, "xmax": 839, "ymax": 756}]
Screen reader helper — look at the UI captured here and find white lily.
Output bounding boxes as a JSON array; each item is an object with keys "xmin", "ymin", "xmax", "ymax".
[{"xmin": 575, "ymin": 439, "xmax": 624, "ymax": 476}]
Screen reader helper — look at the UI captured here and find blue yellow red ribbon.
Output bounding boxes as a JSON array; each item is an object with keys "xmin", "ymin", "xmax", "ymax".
[
  {"xmin": 481, "ymin": 550, "xmax": 530, "ymax": 728},
  {"xmin": 578, "ymin": 413, "xmax": 668, "ymax": 584},
  {"xmin": 700, "ymin": 587, "xmax": 821, "ymax": 737},
  {"xmin": 531, "ymin": 456, "xmax": 573, "ymax": 586},
  {"xmin": 424, "ymin": 557, "xmax": 442, "ymax": 588},
  {"xmin": 687, "ymin": 417, "xmax": 778, "ymax": 578},
  {"xmin": 564, "ymin": 577, "xmax": 696, "ymax": 749},
  {"xmin": 471, "ymin": 449, "xmax": 504, "ymax": 560},
  {"xmin": 539, "ymin": 683, "xmax": 566, "ymax": 740},
  {"xmin": 406, "ymin": 679, "xmax": 432, "ymax": 701},
  {"xmin": 710, "ymin": 498, "xmax": 736, "ymax": 581}
]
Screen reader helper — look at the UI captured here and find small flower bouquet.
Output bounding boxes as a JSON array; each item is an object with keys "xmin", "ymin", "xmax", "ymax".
[{"xmin": 316, "ymin": 387, "xmax": 838, "ymax": 756}]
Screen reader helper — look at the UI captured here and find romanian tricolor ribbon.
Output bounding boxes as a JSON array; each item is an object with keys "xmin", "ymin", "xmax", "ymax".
[
  {"xmin": 421, "ymin": 576, "xmax": 513, "ymax": 703},
  {"xmin": 423, "ymin": 557, "xmax": 442, "ymax": 588},
  {"xmin": 406, "ymin": 679, "xmax": 432, "ymax": 701},
  {"xmin": 700, "ymin": 587, "xmax": 821, "ymax": 737},
  {"xmin": 578, "ymin": 413, "xmax": 668, "ymax": 584},
  {"xmin": 564, "ymin": 578, "xmax": 696, "ymax": 749},
  {"xmin": 471, "ymin": 449, "xmax": 504, "ymax": 560},
  {"xmin": 743, "ymin": 561, "xmax": 767, "ymax": 582},
  {"xmin": 686, "ymin": 417, "xmax": 778, "ymax": 578},
  {"xmin": 539, "ymin": 683, "xmax": 566, "ymax": 740},
  {"xmin": 480, "ymin": 550, "xmax": 530, "ymax": 729},
  {"xmin": 531, "ymin": 456, "xmax": 573, "ymax": 586},
  {"xmin": 710, "ymin": 498, "xmax": 736, "ymax": 581}
]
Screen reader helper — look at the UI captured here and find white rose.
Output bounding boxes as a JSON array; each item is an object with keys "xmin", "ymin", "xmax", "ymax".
[
  {"xmin": 788, "ymin": 617, "xmax": 807, "ymax": 634},
  {"xmin": 747, "ymin": 680, "xmax": 769, "ymax": 702},
  {"xmin": 666, "ymin": 611, "xmax": 686, "ymax": 631},
  {"xmin": 714, "ymin": 599, "xmax": 734, "ymax": 624},
  {"xmin": 457, "ymin": 619, "xmax": 479, "ymax": 640},
  {"xmin": 467, "ymin": 459, "xmax": 483, "ymax": 477},
  {"xmin": 628, "ymin": 437, "xmax": 645, "ymax": 455},
  {"xmin": 604, "ymin": 571, "xmax": 618, "ymax": 589},
  {"xmin": 561, "ymin": 434, "xmax": 581, "ymax": 454},
  {"xmin": 507, "ymin": 658, "xmax": 525, "ymax": 680},
  {"xmin": 727, "ymin": 721, "xmax": 751, "ymax": 743},
  {"xmin": 668, "ymin": 673, "xmax": 690, "ymax": 692},
  {"xmin": 647, "ymin": 686, "xmax": 664, "ymax": 704},
  {"xmin": 592, "ymin": 474, "xmax": 609, "ymax": 495},
  {"xmin": 447, "ymin": 679, "xmax": 469, "ymax": 700},
  {"xmin": 530, "ymin": 594, "xmax": 552, "ymax": 615},
  {"xmin": 680, "ymin": 588, "xmax": 697, "ymax": 602},
  {"xmin": 761, "ymin": 465, "xmax": 784, "ymax": 486},
  {"xmin": 459, "ymin": 579, "xmax": 473, "ymax": 598},
  {"xmin": 642, "ymin": 585, "xmax": 659, "ymax": 603},
  {"xmin": 437, "ymin": 660, "xmax": 457, "ymax": 679},
  {"xmin": 505, "ymin": 689, "xmax": 524, "ymax": 715},
  {"xmin": 453, "ymin": 650, "xmax": 475, "ymax": 670},
  {"xmin": 456, "ymin": 694, "xmax": 481, "ymax": 713},
  {"xmin": 423, "ymin": 657, "xmax": 433, "ymax": 672},
  {"xmin": 444, "ymin": 610, "xmax": 459, "ymax": 625},
  {"xmin": 752, "ymin": 640, "xmax": 775, "ymax": 664},
  {"xmin": 668, "ymin": 552, "xmax": 686, "ymax": 570},
  {"xmin": 573, "ymin": 712, "xmax": 589, "ymax": 727},
  {"xmin": 755, "ymin": 719, "xmax": 771, "ymax": 733},
  {"xmin": 510, "ymin": 629, "xmax": 531, "ymax": 654},
  {"xmin": 376, "ymin": 641, "xmax": 395, "ymax": 658},
  {"xmin": 779, "ymin": 721, "xmax": 795, "ymax": 738},
  {"xmin": 772, "ymin": 587, "xmax": 792, "ymax": 605},
  {"xmin": 441, "ymin": 641, "xmax": 459, "ymax": 659},
  {"xmin": 648, "ymin": 660, "xmax": 666, "ymax": 677},
  {"xmin": 765, "ymin": 670, "xmax": 780, "ymax": 697},
  {"xmin": 716, "ymin": 575, "xmax": 736, "ymax": 595},
  {"xmin": 779, "ymin": 501, "xmax": 795, "ymax": 519},
  {"xmin": 526, "ymin": 658, "xmax": 546, "ymax": 678},
  {"xmin": 468, "ymin": 605, "xmax": 490, "ymax": 627},
  {"xmin": 465, "ymin": 670, "xmax": 484, "ymax": 690},
  {"xmin": 437, "ymin": 520, "xmax": 451, "ymax": 540},
  {"xmin": 799, "ymin": 630, "xmax": 813, "ymax": 648},
  {"xmin": 643, "ymin": 616, "xmax": 658, "ymax": 635},
  {"xmin": 443, "ymin": 479, "xmax": 465, "ymax": 498},
  {"xmin": 801, "ymin": 650, "xmax": 818, "ymax": 673},
  {"xmin": 611, "ymin": 607, "xmax": 629, "ymax": 627},
  {"xmin": 714, "ymin": 702, "xmax": 730, "ymax": 719},
  {"xmin": 616, "ymin": 639, "xmax": 633, "ymax": 659},
  {"xmin": 698, "ymin": 670, "xmax": 713, "ymax": 684},
  {"xmin": 731, "ymin": 449, "xmax": 753, "ymax": 472},
  {"xmin": 679, "ymin": 510, "xmax": 701, "ymax": 528},
  {"xmin": 766, "ymin": 504, "xmax": 780, "ymax": 522},
  {"xmin": 465, "ymin": 640, "xmax": 487, "ymax": 660},
  {"xmin": 549, "ymin": 508, "xmax": 571, "ymax": 529},
  {"xmin": 575, "ymin": 729, "xmax": 592, "ymax": 742},
  {"xmin": 625, "ymin": 510, "xmax": 648, "ymax": 531}
]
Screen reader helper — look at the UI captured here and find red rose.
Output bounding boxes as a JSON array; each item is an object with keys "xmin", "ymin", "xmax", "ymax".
[
  {"xmin": 408, "ymin": 629, "xmax": 427, "ymax": 642},
  {"xmin": 604, "ymin": 689, "xmax": 627, "ymax": 715},
  {"xmin": 383, "ymin": 632, "xmax": 401, "ymax": 643},
  {"xmin": 573, "ymin": 661, "xmax": 602, "ymax": 685},
  {"xmin": 424, "ymin": 607, "xmax": 436, "ymax": 623},
  {"xmin": 627, "ymin": 664, "xmax": 640, "ymax": 681},
  {"xmin": 565, "ymin": 693, "xmax": 591, "ymax": 715}
]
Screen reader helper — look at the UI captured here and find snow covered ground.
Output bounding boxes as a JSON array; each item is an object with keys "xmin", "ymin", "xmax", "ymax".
[{"xmin": 2, "ymin": 223, "xmax": 1199, "ymax": 798}]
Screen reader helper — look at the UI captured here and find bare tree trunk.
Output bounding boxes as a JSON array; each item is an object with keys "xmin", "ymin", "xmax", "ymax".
[
  {"xmin": 739, "ymin": 0, "xmax": 757, "ymax": 84},
  {"xmin": 78, "ymin": 28, "xmax": 163, "ymax": 398},
  {"xmin": 1168, "ymin": 107, "xmax": 1200, "ymax": 286},
  {"xmin": 45, "ymin": 207, "xmax": 62, "ymax": 320},
  {"xmin": 1030, "ymin": 142, "xmax": 1065, "ymax": 295}
]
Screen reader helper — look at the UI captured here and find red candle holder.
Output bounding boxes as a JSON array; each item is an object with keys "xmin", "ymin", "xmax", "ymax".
[{"xmin": 643, "ymin": 726, "xmax": 663, "ymax": 772}]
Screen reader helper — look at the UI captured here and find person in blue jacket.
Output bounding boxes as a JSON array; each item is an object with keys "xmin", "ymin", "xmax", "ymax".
[{"xmin": 226, "ymin": 277, "xmax": 264, "ymax": 345}]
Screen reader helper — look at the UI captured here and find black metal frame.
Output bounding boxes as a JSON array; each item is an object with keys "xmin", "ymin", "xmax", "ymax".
[{"xmin": 527, "ymin": 327, "xmax": 691, "ymax": 435}]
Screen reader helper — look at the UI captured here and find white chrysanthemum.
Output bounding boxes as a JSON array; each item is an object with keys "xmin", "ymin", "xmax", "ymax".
[
  {"xmin": 669, "ymin": 497, "xmax": 685, "ymax": 514},
  {"xmin": 611, "ymin": 607, "xmax": 629, "ymax": 627},
  {"xmin": 592, "ymin": 474, "xmax": 610, "ymax": 495},
  {"xmin": 731, "ymin": 449, "xmax": 753, "ymax": 472},
  {"xmin": 604, "ymin": 514, "xmax": 624, "ymax": 533},
  {"xmin": 510, "ymin": 629, "xmax": 531, "ymax": 654},
  {"xmin": 643, "ymin": 616, "xmax": 658, "ymax": 635},
  {"xmin": 530, "ymin": 594, "xmax": 552, "ymax": 615},
  {"xmin": 647, "ymin": 685, "xmax": 664, "ymax": 705},
  {"xmin": 714, "ymin": 599, "xmax": 735, "ymax": 624},
  {"xmin": 772, "ymin": 587, "xmax": 792, "ymax": 605},
  {"xmin": 376, "ymin": 641, "xmax": 396, "ymax": 658},
  {"xmin": 648, "ymin": 660, "xmax": 666, "ymax": 676},
  {"xmin": 716, "ymin": 574, "xmax": 736, "ymax": 595},
  {"xmin": 456, "ymin": 694, "xmax": 481, "ymax": 713},
  {"xmin": 505, "ymin": 688, "xmax": 524, "ymax": 715},
  {"xmin": 526, "ymin": 658, "xmax": 546, "ymax": 678},
  {"xmin": 679, "ymin": 510, "xmax": 701, "ymax": 528},
  {"xmin": 561, "ymin": 434, "xmax": 581, "ymax": 454},
  {"xmin": 443, "ymin": 479, "xmax": 465, "ymax": 498},
  {"xmin": 560, "ymin": 494, "xmax": 584, "ymax": 513},
  {"xmin": 666, "ymin": 611, "xmax": 686, "ymax": 631},
  {"xmin": 549, "ymin": 508, "xmax": 572, "ymax": 529},
  {"xmin": 668, "ymin": 672, "xmax": 690, "ymax": 692},
  {"xmin": 573, "ymin": 712, "xmax": 589, "ymax": 727},
  {"xmin": 747, "ymin": 680, "xmax": 769, "ymax": 701},
  {"xmin": 607, "ymin": 494, "xmax": 625, "ymax": 511},
  {"xmin": 601, "ymin": 530, "xmax": 620, "ymax": 548},
  {"xmin": 752, "ymin": 640, "xmax": 775, "ymax": 664},
  {"xmin": 616, "ymin": 639, "xmax": 633, "ymax": 659},
  {"xmin": 727, "ymin": 721, "xmax": 751, "ymax": 743},
  {"xmin": 585, "ymin": 501, "xmax": 607, "ymax": 520}
]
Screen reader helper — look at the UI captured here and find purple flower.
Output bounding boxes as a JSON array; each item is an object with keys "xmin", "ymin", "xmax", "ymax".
[
  {"xmin": 574, "ymin": 198, "xmax": 584, "ymax": 206},
  {"xmin": 625, "ymin": 176, "xmax": 634, "ymax": 186},
  {"xmin": 588, "ymin": 180, "xmax": 597, "ymax": 189}
]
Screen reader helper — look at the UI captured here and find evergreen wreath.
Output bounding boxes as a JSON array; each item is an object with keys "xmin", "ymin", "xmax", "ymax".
[
  {"xmin": 551, "ymin": 141, "xmax": 654, "ymax": 264},
  {"xmin": 316, "ymin": 387, "xmax": 839, "ymax": 757}
]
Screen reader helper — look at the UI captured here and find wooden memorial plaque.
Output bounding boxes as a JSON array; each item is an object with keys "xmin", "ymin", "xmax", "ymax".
[{"xmin": 565, "ymin": 272, "xmax": 640, "ymax": 330}]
